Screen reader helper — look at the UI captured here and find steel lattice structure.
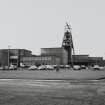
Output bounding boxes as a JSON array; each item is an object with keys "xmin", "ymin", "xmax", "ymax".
[{"xmin": 62, "ymin": 22, "xmax": 75, "ymax": 66}]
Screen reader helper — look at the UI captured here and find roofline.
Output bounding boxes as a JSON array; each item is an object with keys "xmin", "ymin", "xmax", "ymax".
[
  {"xmin": 41, "ymin": 47, "xmax": 63, "ymax": 49},
  {"xmin": 0, "ymin": 49, "xmax": 32, "ymax": 51}
]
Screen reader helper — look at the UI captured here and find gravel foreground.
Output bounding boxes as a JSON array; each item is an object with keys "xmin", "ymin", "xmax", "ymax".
[
  {"xmin": 0, "ymin": 70, "xmax": 105, "ymax": 105},
  {"xmin": 0, "ymin": 79, "xmax": 105, "ymax": 105}
]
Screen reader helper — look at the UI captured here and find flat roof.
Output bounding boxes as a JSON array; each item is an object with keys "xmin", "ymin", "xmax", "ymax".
[
  {"xmin": 41, "ymin": 47, "xmax": 63, "ymax": 49},
  {"xmin": 0, "ymin": 49, "xmax": 32, "ymax": 51}
]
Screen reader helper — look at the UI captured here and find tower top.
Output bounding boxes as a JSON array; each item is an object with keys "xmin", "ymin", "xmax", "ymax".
[
  {"xmin": 62, "ymin": 22, "xmax": 73, "ymax": 48},
  {"xmin": 65, "ymin": 22, "xmax": 71, "ymax": 32}
]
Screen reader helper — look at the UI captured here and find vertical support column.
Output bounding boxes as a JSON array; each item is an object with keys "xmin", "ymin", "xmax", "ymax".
[
  {"xmin": 8, "ymin": 45, "xmax": 11, "ymax": 69},
  {"xmin": 68, "ymin": 47, "xmax": 72, "ymax": 65}
]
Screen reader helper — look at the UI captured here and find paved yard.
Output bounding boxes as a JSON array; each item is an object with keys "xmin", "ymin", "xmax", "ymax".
[
  {"xmin": 0, "ymin": 69, "xmax": 105, "ymax": 104},
  {"xmin": 0, "ymin": 69, "xmax": 105, "ymax": 80},
  {"xmin": 0, "ymin": 79, "xmax": 105, "ymax": 105}
]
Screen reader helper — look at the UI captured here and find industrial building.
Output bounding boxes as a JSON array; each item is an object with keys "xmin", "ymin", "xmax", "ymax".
[
  {"xmin": 0, "ymin": 48, "xmax": 103, "ymax": 67},
  {"xmin": 41, "ymin": 47, "xmax": 68, "ymax": 65},
  {"xmin": 88, "ymin": 57, "xmax": 104, "ymax": 66},
  {"xmin": 21, "ymin": 55, "xmax": 60, "ymax": 66},
  {"xmin": 20, "ymin": 47, "xmax": 67, "ymax": 66},
  {"xmin": 0, "ymin": 49, "xmax": 32, "ymax": 67},
  {"xmin": 0, "ymin": 23, "xmax": 104, "ymax": 67},
  {"xmin": 20, "ymin": 23, "xmax": 104, "ymax": 67},
  {"xmin": 72, "ymin": 55, "xmax": 89, "ymax": 66},
  {"xmin": 72, "ymin": 55, "xmax": 104, "ymax": 66}
]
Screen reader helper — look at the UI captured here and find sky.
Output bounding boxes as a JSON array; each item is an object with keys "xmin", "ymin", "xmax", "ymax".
[{"xmin": 0, "ymin": 0, "xmax": 105, "ymax": 58}]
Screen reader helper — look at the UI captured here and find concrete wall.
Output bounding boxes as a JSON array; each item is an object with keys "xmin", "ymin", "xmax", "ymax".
[
  {"xmin": 72, "ymin": 55, "xmax": 89, "ymax": 65},
  {"xmin": 0, "ymin": 51, "xmax": 8, "ymax": 66},
  {"xmin": 0, "ymin": 49, "xmax": 32, "ymax": 66},
  {"xmin": 72, "ymin": 55, "xmax": 104, "ymax": 66},
  {"xmin": 88, "ymin": 57, "xmax": 104, "ymax": 66},
  {"xmin": 21, "ymin": 56, "xmax": 60, "ymax": 66},
  {"xmin": 41, "ymin": 47, "xmax": 68, "ymax": 65}
]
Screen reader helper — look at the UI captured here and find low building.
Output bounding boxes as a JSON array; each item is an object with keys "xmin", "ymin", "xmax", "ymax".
[
  {"xmin": 21, "ymin": 55, "xmax": 60, "ymax": 66},
  {"xmin": 88, "ymin": 57, "xmax": 104, "ymax": 66},
  {"xmin": 0, "ymin": 48, "xmax": 104, "ymax": 67},
  {"xmin": 72, "ymin": 55, "xmax": 89, "ymax": 66},
  {"xmin": 72, "ymin": 55, "xmax": 104, "ymax": 66},
  {"xmin": 0, "ymin": 49, "xmax": 32, "ymax": 66}
]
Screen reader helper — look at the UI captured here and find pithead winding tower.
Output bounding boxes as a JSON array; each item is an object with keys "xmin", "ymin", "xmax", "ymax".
[{"xmin": 62, "ymin": 22, "xmax": 75, "ymax": 66}]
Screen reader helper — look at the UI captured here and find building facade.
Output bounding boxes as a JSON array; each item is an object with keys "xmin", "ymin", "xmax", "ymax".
[
  {"xmin": 0, "ymin": 49, "xmax": 32, "ymax": 66},
  {"xmin": 0, "ymin": 50, "xmax": 8, "ymax": 66},
  {"xmin": 72, "ymin": 55, "xmax": 104, "ymax": 66},
  {"xmin": 88, "ymin": 57, "xmax": 104, "ymax": 66},
  {"xmin": 21, "ymin": 55, "xmax": 60, "ymax": 66},
  {"xmin": 72, "ymin": 55, "xmax": 89, "ymax": 66},
  {"xmin": 41, "ymin": 47, "xmax": 68, "ymax": 65}
]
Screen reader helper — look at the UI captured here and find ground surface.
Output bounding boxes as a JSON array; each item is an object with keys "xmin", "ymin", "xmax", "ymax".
[
  {"xmin": 0, "ymin": 69, "xmax": 105, "ymax": 80},
  {"xmin": 0, "ymin": 79, "xmax": 105, "ymax": 105},
  {"xmin": 0, "ymin": 70, "xmax": 105, "ymax": 105}
]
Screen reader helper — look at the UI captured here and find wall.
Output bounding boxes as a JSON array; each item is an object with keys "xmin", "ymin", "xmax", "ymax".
[
  {"xmin": 21, "ymin": 55, "xmax": 60, "ymax": 66},
  {"xmin": 41, "ymin": 47, "xmax": 68, "ymax": 65},
  {"xmin": 0, "ymin": 50, "xmax": 8, "ymax": 66},
  {"xmin": 72, "ymin": 55, "xmax": 89, "ymax": 65}
]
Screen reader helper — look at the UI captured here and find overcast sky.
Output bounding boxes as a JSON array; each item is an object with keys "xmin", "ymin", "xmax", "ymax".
[{"xmin": 0, "ymin": 0, "xmax": 105, "ymax": 58}]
